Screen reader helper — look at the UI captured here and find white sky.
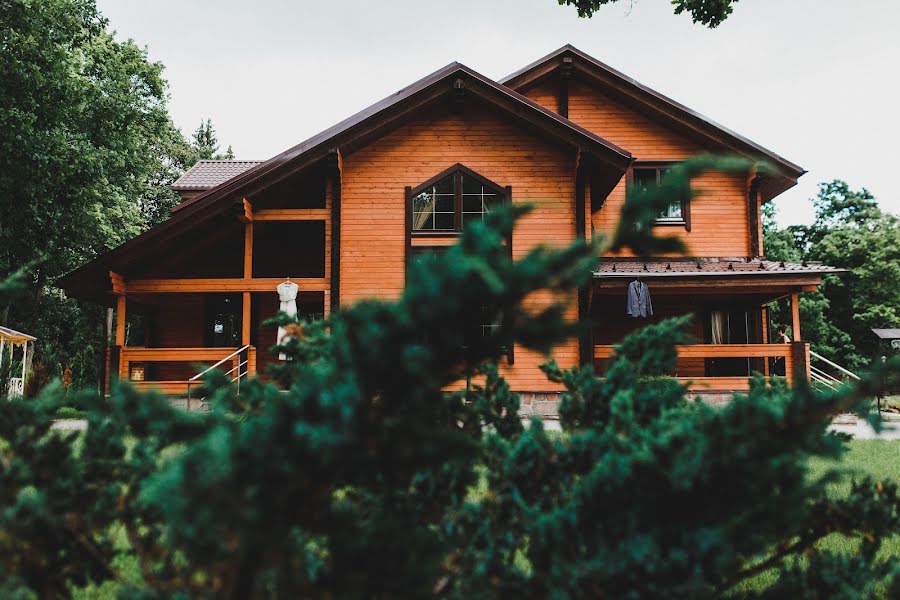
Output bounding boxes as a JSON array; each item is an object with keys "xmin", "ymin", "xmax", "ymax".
[{"xmin": 97, "ymin": 0, "xmax": 900, "ymax": 227}]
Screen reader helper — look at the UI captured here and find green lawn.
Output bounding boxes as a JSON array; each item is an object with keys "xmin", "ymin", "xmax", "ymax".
[
  {"xmin": 731, "ymin": 439, "xmax": 900, "ymax": 596},
  {"xmin": 73, "ymin": 439, "xmax": 899, "ymax": 598}
]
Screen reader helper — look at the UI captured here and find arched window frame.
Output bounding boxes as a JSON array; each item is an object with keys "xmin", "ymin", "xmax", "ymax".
[
  {"xmin": 403, "ymin": 164, "xmax": 514, "ymax": 364},
  {"xmin": 405, "ymin": 164, "xmax": 510, "ymax": 237}
]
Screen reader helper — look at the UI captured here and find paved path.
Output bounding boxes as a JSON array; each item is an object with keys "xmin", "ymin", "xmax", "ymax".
[
  {"xmin": 528, "ymin": 417, "xmax": 900, "ymax": 440},
  {"xmin": 828, "ymin": 420, "xmax": 900, "ymax": 440}
]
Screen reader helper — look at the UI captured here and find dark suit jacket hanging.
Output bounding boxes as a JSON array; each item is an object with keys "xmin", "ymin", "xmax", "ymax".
[{"xmin": 627, "ymin": 280, "xmax": 653, "ymax": 318}]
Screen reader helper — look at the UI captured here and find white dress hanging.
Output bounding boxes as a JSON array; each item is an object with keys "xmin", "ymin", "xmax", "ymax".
[{"xmin": 276, "ymin": 280, "xmax": 299, "ymax": 360}]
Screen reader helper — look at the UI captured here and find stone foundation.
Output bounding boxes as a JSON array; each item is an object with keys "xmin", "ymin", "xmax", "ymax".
[
  {"xmin": 170, "ymin": 398, "xmax": 211, "ymax": 412},
  {"xmin": 685, "ymin": 391, "xmax": 735, "ymax": 406},
  {"xmin": 518, "ymin": 392, "xmax": 563, "ymax": 419}
]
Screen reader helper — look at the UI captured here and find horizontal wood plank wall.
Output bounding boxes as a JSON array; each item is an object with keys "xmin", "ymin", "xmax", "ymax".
[
  {"xmin": 522, "ymin": 79, "xmax": 560, "ymax": 115},
  {"xmin": 341, "ymin": 103, "xmax": 578, "ymax": 391},
  {"xmin": 525, "ymin": 80, "xmax": 752, "ymax": 258},
  {"xmin": 150, "ymin": 294, "xmax": 206, "ymax": 380},
  {"xmin": 592, "ymin": 295, "xmax": 705, "ymax": 376}
]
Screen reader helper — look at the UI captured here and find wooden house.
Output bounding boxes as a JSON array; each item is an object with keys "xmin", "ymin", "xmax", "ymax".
[{"xmin": 58, "ymin": 46, "xmax": 840, "ymax": 408}]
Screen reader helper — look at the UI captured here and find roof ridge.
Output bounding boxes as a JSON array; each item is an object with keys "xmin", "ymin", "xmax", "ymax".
[{"xmin": 501, "ymin": 44, "xmax": 805, "ymax": 178}]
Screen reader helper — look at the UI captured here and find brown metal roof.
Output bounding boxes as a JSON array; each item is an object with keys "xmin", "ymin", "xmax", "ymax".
[
  {"xmin": 171, "ymin": 160, "xmax": 264, "ymax": 191},
  {"xmin": 502, "ymin": 45, "xmax": 805, "ymax": 185},
  {"xmin": 169, "ymin": 61, "xmax": 632, "ymax": 214},
  {"xmin": 58, "ymin": 60, "xmax": 633, "ymax": 298},
  {"xmin": 594, "ymin": 259, "xmax": 844, "ymax": 279}
]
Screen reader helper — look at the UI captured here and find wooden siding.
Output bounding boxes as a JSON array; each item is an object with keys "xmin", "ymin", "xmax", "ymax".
[
  {"xmin": 340, "ymin": 103, "xmax": 580, "ymax": 391},
  {"xmin": 525, "ymin": 80, "xmax": 754, "ymax": 258},
  {"xmin": 592, "ymin": 295, "xmax": 706, "ymax": 376}
]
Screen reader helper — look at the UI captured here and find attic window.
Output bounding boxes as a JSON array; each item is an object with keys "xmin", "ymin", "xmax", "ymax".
[{"xmin": 409, "ymin": 165, "xmax": 506, "ymax": 234}]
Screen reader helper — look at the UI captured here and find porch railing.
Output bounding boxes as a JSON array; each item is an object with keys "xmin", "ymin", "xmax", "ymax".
[
  {"xmin": 187, "ymin": 344, "xmax": 252, "ymax": 401},
  {"xmin": 7, "ymin": 377, "xmax": 24, "ymax": 397},
  {"xmin": 809, "ymin": 349, "xmax": 859, "ymax": 392},
  {"xmin": 116, "ymin": 346, "xmax": 256, "ymax": 397},
  {"xmin": 594, "ymin": 343, "xmax": 806, "ymax": 391}
]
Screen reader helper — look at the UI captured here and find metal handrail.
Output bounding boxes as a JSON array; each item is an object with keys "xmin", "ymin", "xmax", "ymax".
[
  {"xmin": 810, "ymin": 366, "xmax": 840, "ymax": 390},
  {"xmin": 187, "ymin": 345, "xmax": 251, "ymax": 401},
  {"xmin": 188, "ymin": 345, "xmax": 250, "ymax": 382},
  {"xmin": 811, "ymin": 372, "xmax": 838, "ymax": 391},
  {"xmin": 809, "ymin": 349, "xmax": 860, "ymax": 381}
]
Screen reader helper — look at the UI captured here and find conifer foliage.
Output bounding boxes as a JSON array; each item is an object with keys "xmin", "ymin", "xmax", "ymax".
[{"xmin": 1, "ymin": 159, "xmax": 898, "ymax": 598}]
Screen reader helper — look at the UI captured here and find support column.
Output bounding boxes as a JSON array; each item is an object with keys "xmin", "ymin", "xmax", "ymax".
[
  {"xmin": 242, "ymin": 200, "xmax": 254, "ymax": 374},
  {"xmin": 242, "ymin": 292, "xmax": 251, "ymax": 347},
  {"xmin": 790, "ymin": 291, "xmax": 801, "ymax": 341},
  {"xmin": 21, "ymin": 341, "xmax": 27, "ymax": 383},
  {"xmin": 328, "ymin": 149, "xmax": 342, "ymax": 315},
  {"xmin": 575, "ymin": 161, "xmax": 592, "ymax": 367},
  {"xmin": 115, "ymin": 294, "xmax": 127, "ymax": 379},
  {"xmin": 115, "ymin": 295, "xmax": 126, "ymax": 346}
]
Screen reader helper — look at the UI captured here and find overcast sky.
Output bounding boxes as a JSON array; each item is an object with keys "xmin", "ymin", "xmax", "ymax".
[{"xmin": 96, "ymin": 0, "xmax": 899, "ymax": 226}]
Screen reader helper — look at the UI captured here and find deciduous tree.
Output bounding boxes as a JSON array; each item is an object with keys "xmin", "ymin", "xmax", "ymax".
[{"xmin": 558, "ymin": 0, "xmax": 740, "ymax": 27}]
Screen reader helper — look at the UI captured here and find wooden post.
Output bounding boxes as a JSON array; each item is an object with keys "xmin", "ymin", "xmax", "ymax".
[
  {"xmin": 791, "ymin": 341, "xmax": 809, "ymax": 385},
  {"xmin": 790, "ymin": 291, "xmax": 801, "ymax": 341},
  {"xmin": 115, "ymin": 295, "xmax": 126, "ymax": 346},
  {"xmin": 21, "ymin": 341, "xmax": 27, "ymax": 383},
  {"xmin": 761, "ymin": 305, "xmax": 770, "ymax": 376},
  {"xmin": 242, "ymin": 292, "xmax": 251, "ymax": 347},
  {"xmin": 243, "ymin": 223, "xmax": 253, "ymax": 279}
]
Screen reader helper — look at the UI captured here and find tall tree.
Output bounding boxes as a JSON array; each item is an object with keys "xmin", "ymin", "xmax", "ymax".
[
  {"xmin": 764, "ymin": 181, "xmax": 900, "ymax": 369},
  {"xmin": 189, "ymin": 118, "xmax": 233, "ymax": 163},
  {"xmin": 0, "ymin": 0, "xmax": 191, "ymax": 380},
  {"xmin": 558, "ymin": 0, "xmax": 740, "ymax": 27}
]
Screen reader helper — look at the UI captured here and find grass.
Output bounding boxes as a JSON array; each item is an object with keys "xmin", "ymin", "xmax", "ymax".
[
  {"xmin": 731, "ymin": 439, "xmax": 900, "ymax": 595},
  {"xmin": 71, "ymin": 439, "xmax": 899, "ymax": 597}
]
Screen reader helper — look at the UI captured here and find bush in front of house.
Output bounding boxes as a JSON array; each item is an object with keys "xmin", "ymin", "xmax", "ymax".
[{"xmin": 1, "ymin": 159, "xmax": 898, "ymax": 598}]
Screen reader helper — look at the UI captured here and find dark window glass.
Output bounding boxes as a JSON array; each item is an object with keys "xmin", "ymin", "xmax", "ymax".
[
  {"xmin": 411, "ymin": 170, "xmax": 504, "ymax": 233},
  {"xmin": 633, "ymin": 166, "xmax": 683, "ymax": 221},
  {"xmin": 205, "ymin": 294, "xmax": 242, "ymax": 348},
  {"xmin": 412, "ymin": 177, "xmax": 455, "ymax": 231}
]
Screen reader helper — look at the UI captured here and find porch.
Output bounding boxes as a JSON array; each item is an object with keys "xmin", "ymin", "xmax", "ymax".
[
  {"xmin": 101, "ymin": 182, "xmax": 335, "ymax": 396},
  {"xmin": 593, "ymin": 342, "xmax": 810, "ymax": 392},
  {"xmin": 588, "ymin": 258, "xmax": 838, "ymax": 393}
]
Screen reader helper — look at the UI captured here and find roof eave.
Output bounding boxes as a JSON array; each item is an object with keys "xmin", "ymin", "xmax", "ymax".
[{"xmin": 502, "ymin": 45, "xmax": 805, "ymax": 184}]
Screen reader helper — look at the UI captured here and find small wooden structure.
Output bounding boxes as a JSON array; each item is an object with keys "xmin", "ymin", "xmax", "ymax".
[{"xmin": 0, "ymin": 325, "xmax": 36, "ymax": 397}]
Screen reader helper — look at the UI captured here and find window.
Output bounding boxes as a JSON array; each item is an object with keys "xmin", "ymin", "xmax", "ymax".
[
  {"xmin": 632, "ymin": 165, "xmax": 688, "ymax": 227},
  {"xmin": 409, "ymin": 165, "xmax": 506, "ymax": 234},
  {"xmin": 408, "ymin": 245, "xmax": 513, "ymax": 364}
]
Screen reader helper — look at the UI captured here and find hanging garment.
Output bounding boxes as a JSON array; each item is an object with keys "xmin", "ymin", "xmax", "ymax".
[
  {"xmin": 276, "ymin": 280, "xmax": 300, "ymax": 360},
  {"xmin": 626, "ymin": 280, "xmax": 653, "ymax": 318}
]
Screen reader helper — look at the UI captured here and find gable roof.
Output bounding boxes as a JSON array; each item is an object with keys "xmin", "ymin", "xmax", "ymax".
[
  {"xmin": 170, "ymin": 61, "xmax": 631, "ymax": 215},
  {"xmin": 172, "ymin": 160, "xmax": 264, "ymax": 191},
  {"xmin": 502, "ymin": 45, "xmax": 805, "ymax": 200},
  {"xmin": 58, "ymin": 61, "xmax": 632, "ymax": 298}
]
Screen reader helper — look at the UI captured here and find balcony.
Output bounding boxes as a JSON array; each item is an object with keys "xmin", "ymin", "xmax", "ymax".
[{"xmin": 593, "ymin": 342, "xmax": 810, "ymax": 392}]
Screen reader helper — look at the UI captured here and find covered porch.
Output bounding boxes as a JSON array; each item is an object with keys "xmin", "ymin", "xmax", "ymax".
[{"xmin": 590, "ymin": 259, "xmax": 841, "ymax": 393}]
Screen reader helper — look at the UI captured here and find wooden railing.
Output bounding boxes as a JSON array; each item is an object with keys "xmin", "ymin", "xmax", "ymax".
[
  {"xmin": 116, "ymin": 346, "xmax": 257, "ymax": 396},
  {"xmin": 594, "ymin": 343, "xmax": 808, "ymax": 391}
]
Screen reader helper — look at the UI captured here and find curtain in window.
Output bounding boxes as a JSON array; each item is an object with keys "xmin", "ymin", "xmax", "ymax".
[
  {"xmin": 414, "ymin": 200, "xmax": 434, "ymax": 229},
  {"xmin": 710, "ymin": 310, "xmax": 727, "ymax": 344}
]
